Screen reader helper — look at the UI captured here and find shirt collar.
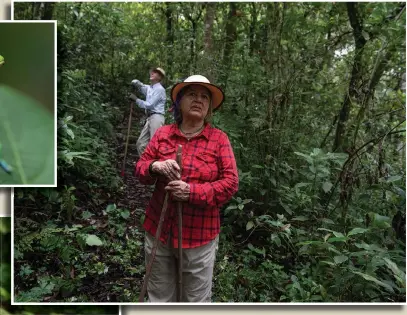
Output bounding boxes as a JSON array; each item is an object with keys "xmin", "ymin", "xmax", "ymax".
[
  {"xmin": 170, "ymin": 123, "xmax": 211, "ymax": 140},
  {"xmin": 151, "ymin": 82, "xmax": 161, "ymax": 89}
]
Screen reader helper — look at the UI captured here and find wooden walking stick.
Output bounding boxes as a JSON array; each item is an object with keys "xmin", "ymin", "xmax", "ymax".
[
  {"xmin": 121, "ymin": 101, "xmax": 134, "ymax": 177},
  {"xmin": 138, "ymin": 192, "xmax": 170, "ymax": 302},
  {"xmin": 176, "ymin": 145, "xmax": 183, "ymax": 302},
  {"xmin": 138, "ymin": 145, "xmax": 183, "ymax": 302}
]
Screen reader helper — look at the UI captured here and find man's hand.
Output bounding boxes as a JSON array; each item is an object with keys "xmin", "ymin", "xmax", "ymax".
[
  {"xmin": 131, "ymin": 79, "xmax": 140, "ymax": 87},
  {"xmin": 151, "ymin": 160, "xmax": 180, "ymax": 181},
  {"xmin": 129, "ymin": 93, "xmax": 138, "ymax": 102},
  {"xmin": 165, "ymin": 180, "xmax": 190, "ymax": 202}
]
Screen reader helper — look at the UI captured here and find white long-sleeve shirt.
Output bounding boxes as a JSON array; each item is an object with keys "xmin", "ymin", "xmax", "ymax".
[{"xmin": 132, "ymin": 80, "xmax": 166, "ymax": 115}]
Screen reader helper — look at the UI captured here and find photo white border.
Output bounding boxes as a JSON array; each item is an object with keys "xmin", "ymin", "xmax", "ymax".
[
  {"xmin": 0, "ymin": 19, "xmax": 57, "ymax": 188},
  {"xmin": 0, "ymin": 187, "xmax": 11, "ymax": 216},
  {"xmin": 9, "ymin": 0, "xmax": 407, "ymax": 311}
]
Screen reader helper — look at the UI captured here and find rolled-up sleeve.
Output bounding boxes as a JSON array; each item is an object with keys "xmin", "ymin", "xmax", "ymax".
[
  {"xmin": 135, "ymin": 88, "xmax": 165, "ymax": 110},
  {"xmin": 188, "ymin": 133, "xmax": 239, "ymax": 208}
]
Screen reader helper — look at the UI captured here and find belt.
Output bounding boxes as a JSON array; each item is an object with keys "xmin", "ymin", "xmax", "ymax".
[{"xmin": 147, "ymin": 112, "xmax": 163, "ymax": 117}]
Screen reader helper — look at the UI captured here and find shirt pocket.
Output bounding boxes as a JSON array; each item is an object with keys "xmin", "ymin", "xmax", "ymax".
[
  {"xmin": 193, "ymin": 152, "xmax": 219, "ymax": 181},
  {"xmin": 158, "ymin": 145, "xmax": 176, "ymax": 160}
]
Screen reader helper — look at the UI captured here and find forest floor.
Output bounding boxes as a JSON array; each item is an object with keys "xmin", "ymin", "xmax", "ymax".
[
  {"xmin": 14, "ymin": 110, "xmax": 154, "ymax": 303},
  {"xmin": 109, "ymin": 109, "xmax": 152, "ymax": 301},
  {"xmin": 115, "ymin": 110, "xmax": 151, "ymax": 228}
]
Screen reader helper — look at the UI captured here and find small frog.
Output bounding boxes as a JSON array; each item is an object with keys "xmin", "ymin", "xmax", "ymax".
[{"xmin": 0, "ymin": 55, "xmax": 4, "ymax": 67}]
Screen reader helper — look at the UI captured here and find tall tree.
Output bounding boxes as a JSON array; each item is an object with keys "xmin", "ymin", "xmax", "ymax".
[
  {"xmin": 165, "ymin": 3, "xmax": 174, "ymax": 80},
  {"xmin": 333, "ymin": 3, "xmax": 367, "ymax": 152},
  {"xmin": 220, "ymin": 2, "xmax": 238, "ymax": 90},
  {"xmin": 183, "ymin": 3, "xmax": 203, "ymax": 73},
  {"xmin": 42, "ymin": 2, "xmax": 55, "ymax": 20},
  {"xmin": 199, "ymin": 2, "xmax": 216, "ymax": 81}
]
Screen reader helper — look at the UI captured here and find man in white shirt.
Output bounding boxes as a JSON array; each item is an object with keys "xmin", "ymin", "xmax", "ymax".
[{"xmin": 130, "ymin": 67, "xmax": 166, "ymax": 156}]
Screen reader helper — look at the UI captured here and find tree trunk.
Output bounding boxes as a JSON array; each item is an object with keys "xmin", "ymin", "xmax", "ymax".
[
  {"xmin": 42, "ymin": 2, "xmax": 55, "ymax": 20},
  {"xmin": 200, "ymin": 2, "xmax": 216, "ymax": 81},
  {"xmin": 185, "ymin": 5, "xmax": 202, "ymax": 75},
  {"xmin": 249, "ymin": 3, "xmax": 258, "ymax": 57},
  {"xmin": 191, "ymin": 20, "xmax": 197, "ymax": 73},
  {"xmin": 165, "ymin": 3, "xmax": 174, "ymax": 80},
  {"xmin": 220, "ymin": 2, "xmax": 237, "ymax": 90},
  {"xmin": 333, "ymin": 3, "xmax": 367, "ymax": 152},
  {"xmin": 32, "ymin": 2, "xmax": 41, "ymax": 19}
]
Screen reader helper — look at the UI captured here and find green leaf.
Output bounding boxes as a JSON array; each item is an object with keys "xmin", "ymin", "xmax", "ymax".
[
  {"xmin": 291, "ymin": 216, "xmax": 308, "ymax": 221},
  {"xmin": 247, "ymin": 243, "xmax": 265, "ymax": 257},
  {"xmin": 354, "ymin": 242, "xmax": 384, "ymax": 252},
  {"xmin": 294, "ymin": 152, "xmax": 313, "ymax": 163},
  {"xmin": 81, "ymin": 210, "xmax": 94, "ymax": 220},
  {"xmin": 309, "ymin": 164, "xmax": 316, "ymax": 174},
  {"xmin": 334, "ymin": 255, "xmax": 348, "ymax": 264},
  {"xmin": 320, "ymin": 218, "xmax": 335, "ymax": 225},
  {"xmin": 85, "ymin": 234, "xmax": 103, "ymax": 246},
  {"xmin": 271, "ymin": 234, "xmax": 281, "ymax": 247},
  {"xmin": 105, "ymin": 204, "xmax": 116, "ymax": 212},
  {"xmin": 280, "ymin": 201, "xmax": 292, "ymax": 215},
  {"xmin": 386, "ymin": 175, "xmax": 402, "ymax": 183},
  {"xmin": 270, "ymin": 177, "xmax": 277, "ymax": 187},
  {"xmin": 347, "ymin": 227, "xmax": 369, "ymax": 237},
  {"xmin": 327, "ymin": 237, "xmax": 348, "ymax": 243},
  {"xmin": 297, "ymin": 240, "xmax": 324, "ymax": 246},
  {"xmin": 295, "ymin": 182, "xmax": 310, "ymax": 189},
  {"xmin": 332, "ymin": 231, "xmax": 345, "ymax": 238},
  {"xmin": 246, "ymin": 220, "xmax": 255, "ymax": 231},
  {"xmin": 322, "ymin": 181, "xmax": 333, "ymax": 193},
  {"xmin": 0, "ymin": 86, "xmax": 54, "ymax": 185},
  {"xmin": 383, "ymin": 258, "xmax": 406, "ymax": 285},
  {"xmin": 351, "ymin": 271, "xmax": 394, "ymax": 293},
  {"xmin": 120, "ymin": 209, "xmax": 130, "ymax": 219}
]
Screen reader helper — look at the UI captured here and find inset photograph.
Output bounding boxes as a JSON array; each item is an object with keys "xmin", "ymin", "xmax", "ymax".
[
  {"xmin": 0, "ymin": 21, "xmax": 56, "ymax": 187},
  {"xmin": 12, "ymin": 1, "xmax": 406, "ymax": 305}
]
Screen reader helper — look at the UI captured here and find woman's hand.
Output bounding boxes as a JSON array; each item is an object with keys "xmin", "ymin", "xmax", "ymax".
[
  {"xmin": 151, "ymin": 160, "xmax": 180, "ymax": 181},
  {"xmin": 165, "ymin": 180, "xmax": 190, "ymax": 202}
]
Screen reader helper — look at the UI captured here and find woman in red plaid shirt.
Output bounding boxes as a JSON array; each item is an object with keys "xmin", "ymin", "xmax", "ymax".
[{"xmin": 135, "ymin": 75, "xmax": 239, "ymax": 302}]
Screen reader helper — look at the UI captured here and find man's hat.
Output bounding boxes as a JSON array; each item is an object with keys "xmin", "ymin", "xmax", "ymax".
[
  {"xmin": 152, "ymin": 67, "xmax": 166, "ymax": 77},
  {"xmin": 170, "ymin": 75, "xmax": 224, "ymax": 111}
]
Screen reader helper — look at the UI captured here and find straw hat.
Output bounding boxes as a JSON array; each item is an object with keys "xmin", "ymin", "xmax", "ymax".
[
  {"xmin": 171, "ymin": 75, "xmax": 225, "ymax": 111},
  {"xmin": 152, "ymin": 67, "xmax": 166, "ymax": 77}
]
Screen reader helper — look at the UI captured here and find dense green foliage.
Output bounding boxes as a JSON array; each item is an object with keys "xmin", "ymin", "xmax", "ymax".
[
  {"xmin": 13, "ymin": 2, "xmax": 406, "ymax": 303},
  {"xmin": 0, "ymin": 218, "xmax": 119, "ymax": 314}
]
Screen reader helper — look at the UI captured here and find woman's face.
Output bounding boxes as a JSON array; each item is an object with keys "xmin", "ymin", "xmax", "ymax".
[{"xmin": 179, "ymin": 85, "xmax": 211, "ymax": 123}]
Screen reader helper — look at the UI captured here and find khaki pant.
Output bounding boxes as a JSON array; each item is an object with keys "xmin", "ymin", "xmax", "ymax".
[
  {"xmin": 144, "ymin": 232, "xmax": 219, "ymax": 302},
  {"xmin": 136, "ymin": 114, "xmax": 165, "ymax": 156}
]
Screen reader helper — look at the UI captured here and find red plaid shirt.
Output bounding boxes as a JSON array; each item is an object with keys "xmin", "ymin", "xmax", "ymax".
[{"xmin": 135, "ymin": 123, "xmax": 239, "ymax": 248}]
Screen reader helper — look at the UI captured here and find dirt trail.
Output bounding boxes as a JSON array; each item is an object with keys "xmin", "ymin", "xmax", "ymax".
[{"xmin": 115, "ymin": 109, "xmax": 153, "ymax": 228}]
